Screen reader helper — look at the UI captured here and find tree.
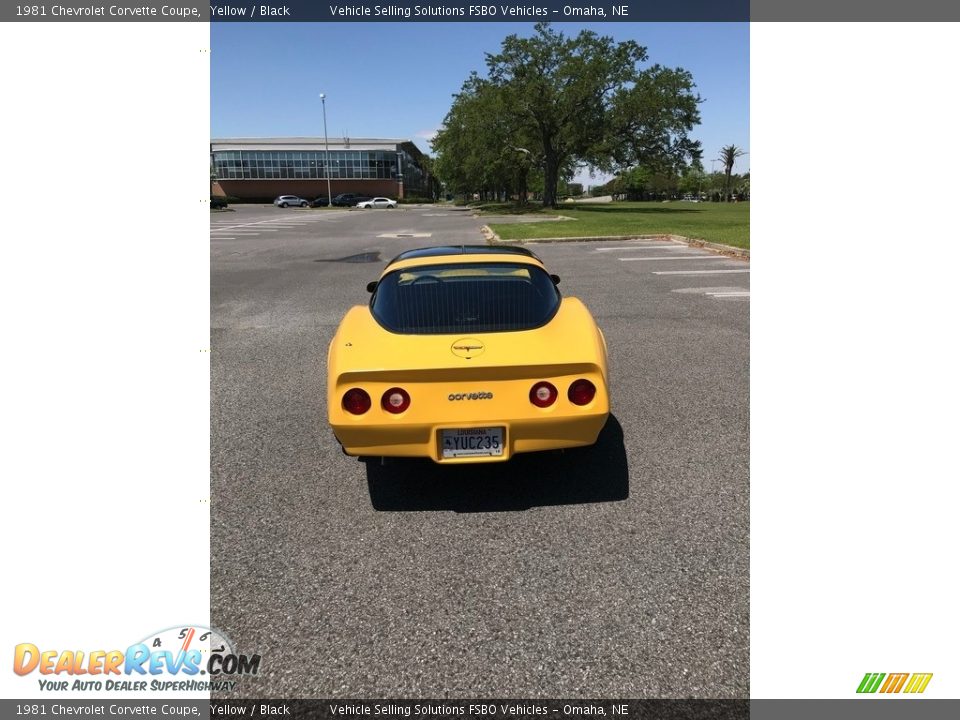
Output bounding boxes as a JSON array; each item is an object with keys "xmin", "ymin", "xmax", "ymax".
[
  {"xmin": 415, "ymin": 153, "xmax": 442, "ymax": 201},
  {"xmin": 435, "ymin": 23, "xmax": 702, "ymax": 208},
  {"xmin": 615, "ymin": 166, "xmax": 652, "ymax": 200},
  {"xmin": 719, "ymin": 144, "xmax": 747, "ymax": 200},
  {"xmin": 432, "ymin": 74, "xmax": 533, "ymax": 201},
  {"xmin": 678, "ymin": 166, "xmax": 707, "ymax": 197}
]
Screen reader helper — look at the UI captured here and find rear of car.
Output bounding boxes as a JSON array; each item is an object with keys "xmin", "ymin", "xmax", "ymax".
[{"xmin": 327, "ymin": 254, "xmax": 609, "ymax": 463}]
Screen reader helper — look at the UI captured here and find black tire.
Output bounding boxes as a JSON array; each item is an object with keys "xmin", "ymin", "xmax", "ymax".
[
  {"xmin": 300, "ymin": 201, "xmax": 307, "ymax": 207},
  {"xmin": 280, "ymin": 202, "xmax": 287, "ymax": 208}
]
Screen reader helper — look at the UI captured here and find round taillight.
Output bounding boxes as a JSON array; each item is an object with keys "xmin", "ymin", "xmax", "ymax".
[
  {"xmin": 381, "ymin": 387, "xmax": 411, "ymax": 414},
  {"xmin": 342, "ymin": 388, "xmax": 371, "ymax": 415},
  {"xmin": 568, "ymin": 379, "xmax": 597, "ymax": 406},
  {"xmin": 529, "ymin": 381, "xmax": 558, "ymax": 408}
]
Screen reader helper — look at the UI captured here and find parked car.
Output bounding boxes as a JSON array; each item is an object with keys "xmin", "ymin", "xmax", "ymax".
[
  {"xmin": 210, "ymin": 197, "xmax": 228, "ymax": 209},
  {"xmin": 331, "ymin": 194, "xmax": 359, "ymax": 207},
  {"xmin": 356, "ymin": 197, "xmax": 398, "ymax": 209},
  {"xmin": 331, "ymin": 193, "xmax": 373, "ymax": 207},
  {"xmin": 309, "ymin": 196, "xmax": 330, "ymax": 207},
  {"xmin": 274, "ymin": 195, "xmax": 308, "ymax": 208},
  {"xmin": 327, "ymin": 245, "xmax": 610, "ymax": 463}
]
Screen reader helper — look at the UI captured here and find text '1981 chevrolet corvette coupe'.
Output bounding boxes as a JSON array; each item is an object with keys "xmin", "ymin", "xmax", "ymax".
[{"xmin": 327, "ymin": 245, "xmax": 610, "ymax": 463}]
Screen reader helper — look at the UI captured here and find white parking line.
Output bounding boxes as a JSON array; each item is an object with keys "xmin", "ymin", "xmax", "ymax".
[
  {"xmin": 652, "ymin": 269, "xmax": 750, "ymax": 275},
  {"xmin": 593, "ymin": 245, "xmax": 685, "ymax": 251},
  {"xmin": 210, "ymin": 213, "xmax": 349, "ymax": 232},
  {"xmin": 708, "ymin": 291, "xmax": 750, "ymax": 297},
  {"xmin": 618, "ymin": 256, "xmax": 727, "ymax": 262},
  {"xmin": 210, "ymin": 220, "xmax": 285, "ymax": 232}
]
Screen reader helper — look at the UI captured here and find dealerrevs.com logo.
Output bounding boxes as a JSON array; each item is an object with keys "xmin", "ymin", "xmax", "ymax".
[
  {"xmin": 857, "ymin": 672, "xmax": 933, "ymax": 694},
  {"xmin": 13, "ymin": 625, "xmax": 260, "ymax": 693}
]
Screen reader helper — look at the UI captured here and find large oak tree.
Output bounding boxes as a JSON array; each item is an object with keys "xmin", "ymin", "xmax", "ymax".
[{"xmin": 434, "ymin": 23, "xmax": 703, "ymax": 208}]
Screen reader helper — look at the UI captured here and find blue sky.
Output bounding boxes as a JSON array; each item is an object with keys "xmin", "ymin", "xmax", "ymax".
[{"xmin": 211, "ymin": 22, "xmax": 749, "ymax": 186}]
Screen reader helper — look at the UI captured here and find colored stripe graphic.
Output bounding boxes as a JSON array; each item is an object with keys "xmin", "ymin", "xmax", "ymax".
[
  {"xmin": 857, "ymin": 672, "xmax": 933, "ymax": 694},
  {"xmin": 857, "ymin": 673, "xmax": 885, "ymax": 693},
  {"xmin": 880, "ymin": 673, "xmax": 909, "ymax": 693},
  {"xmin": 904, "ymin": 673, "xmax": 933, "ymax": 693}
]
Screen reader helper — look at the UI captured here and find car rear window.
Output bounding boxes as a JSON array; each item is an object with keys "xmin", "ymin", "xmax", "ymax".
[{"xmin": 371, "ymin": 262, "xmax": 560, "ymax": 334}]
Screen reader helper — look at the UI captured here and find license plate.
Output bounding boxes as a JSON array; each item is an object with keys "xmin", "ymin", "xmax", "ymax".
[{"xmin": 440, "ymin": 427, "xmax": 505, "ymax": 458}]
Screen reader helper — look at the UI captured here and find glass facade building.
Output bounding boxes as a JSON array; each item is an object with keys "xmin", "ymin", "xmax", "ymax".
[
  {"xmin": 210, "ymin": 138, "xmax": 427, "ymax": 197},
  {"xmin": 213, "ymin": 150, "xmax": 401, "ymax": 181}
]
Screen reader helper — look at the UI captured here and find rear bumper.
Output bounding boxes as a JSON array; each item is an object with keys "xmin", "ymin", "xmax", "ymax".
[{"xmin": 332, "ymin": 411, "xmax": 609, "ymax": 464}]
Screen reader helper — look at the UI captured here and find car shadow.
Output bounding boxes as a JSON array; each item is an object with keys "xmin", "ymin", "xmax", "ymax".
[{"xmin": 363, "ymin": 415, "xmax": 629, "ymax": 512}]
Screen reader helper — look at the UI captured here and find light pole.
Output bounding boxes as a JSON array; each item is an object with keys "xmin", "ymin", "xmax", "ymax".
[
  {"xmin": 396, "ymin": 151, "xmax": 403, "ymax": 200},
  {"xmin": 319, "ymin": 93, "xmax": 333, "ymax": 205}
]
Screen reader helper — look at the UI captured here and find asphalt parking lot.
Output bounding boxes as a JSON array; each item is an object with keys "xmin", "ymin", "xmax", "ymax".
[{"xmin": 211, "ymin": 204, "xmax": 749, "ymax": 697}]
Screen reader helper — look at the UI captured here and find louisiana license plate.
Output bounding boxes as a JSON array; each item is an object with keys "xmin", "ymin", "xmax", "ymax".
[{"xmin": 440, "ymin": 427, "xmax": 505, "ymax": 458}]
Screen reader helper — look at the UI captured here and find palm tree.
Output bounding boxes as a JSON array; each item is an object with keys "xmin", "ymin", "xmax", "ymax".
[{"xmin": 720, "ymin": 145, "xmax": 747, "ymax": 201}]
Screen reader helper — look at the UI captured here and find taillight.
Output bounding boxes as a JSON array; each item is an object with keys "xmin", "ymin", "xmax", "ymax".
[
  {"xmin": 342, "ymin": 388, "xmax": 371, "ymax": 415},
  {"xmin": 568, "ymin": 379, "xmax": 596, "ymax": 406},
  {"xmin": 529, "ymin": 381, "xmax": 558, "ymax": 408},
  {"xmin": 381, "ymin": 387, "xmax": 411, "ymax": 414}
]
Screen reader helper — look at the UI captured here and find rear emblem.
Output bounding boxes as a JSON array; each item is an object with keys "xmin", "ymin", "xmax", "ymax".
[{"xmin": 451, "ymin": 338, "xmax": 485, "ymax": 359}]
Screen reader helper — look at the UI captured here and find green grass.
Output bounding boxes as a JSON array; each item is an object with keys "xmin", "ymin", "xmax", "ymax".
[
  {"xmin": 470, "ymin": 201, "xmax": 558, "ymax": 216},
  {"xmin": 488, "ymin": 201, "xmax": 750, "ymax": 249}
]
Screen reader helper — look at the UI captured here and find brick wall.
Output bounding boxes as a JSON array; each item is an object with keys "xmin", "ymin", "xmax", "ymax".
[{"xmin": 213, "ymin": 179, "xmax": 402, "ymax": 200}]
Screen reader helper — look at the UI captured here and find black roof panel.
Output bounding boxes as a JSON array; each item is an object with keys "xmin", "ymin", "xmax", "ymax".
[{"xmin": 387, "ymin": 245, "xmax": 540, "ymax": 265}]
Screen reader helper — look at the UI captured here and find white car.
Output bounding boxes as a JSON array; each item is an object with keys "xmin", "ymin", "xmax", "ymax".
[{"xmin": 356, "ymin": 197, "xmax": 397, "ymax": 209}]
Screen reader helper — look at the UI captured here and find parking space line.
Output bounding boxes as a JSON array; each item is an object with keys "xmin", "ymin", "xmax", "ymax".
[
  {"xmin": 210, "ymin": 220, "xmax": 288, "ymax": 232},
  {"xmin": 618, "ymin": 256, "xmax": 727, "ymax": 262},
  {"xmin": 708, "ymin": 291, "xmax": 750, "ymax": 297},
  {"xmin": 592, "ymin": 245, "xmax": 685, "ymax": 251},
  {"xmin": 210, "ymin": 213, "xmax": 350, "ymax": 232},
  {"xmin": 652, "ymin": 269, "xmax": 750, "ymax": 275}
]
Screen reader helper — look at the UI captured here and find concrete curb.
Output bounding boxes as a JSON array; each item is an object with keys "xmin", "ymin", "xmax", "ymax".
[
  {"xmin": 482, "ymin": 228, "xmax": 749, "ymax": 259},
  {"xmin": 668, "ymin": 234, "xmax": 750, "ymax": 260}
]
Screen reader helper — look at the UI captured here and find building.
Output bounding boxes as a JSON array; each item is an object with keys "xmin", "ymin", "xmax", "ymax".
[{"xmin": 210, "ymin": 137, "xmax": 429, "ymax": 201}]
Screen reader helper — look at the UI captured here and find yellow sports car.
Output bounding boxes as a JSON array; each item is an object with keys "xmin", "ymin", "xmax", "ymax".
[{"xmin": 327, "ymin": 245, "xmax": 609, "ymax": 463}]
